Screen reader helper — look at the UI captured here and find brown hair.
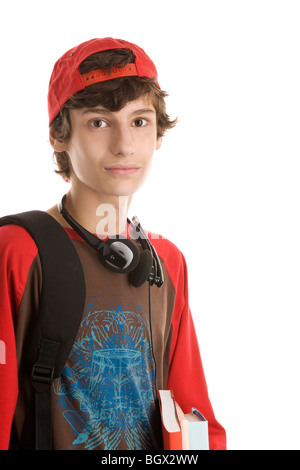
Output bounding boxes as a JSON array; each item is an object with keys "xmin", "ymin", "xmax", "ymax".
[{"xmin": 50, "ymin": 48, "xmax": 178, "ymax": 179}]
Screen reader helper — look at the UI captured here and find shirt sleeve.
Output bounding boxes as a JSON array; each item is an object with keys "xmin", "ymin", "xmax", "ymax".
[
  {"xmin": 0, "ymin": 225, "xmax": 38, "ymax": 450},
  {"xmin": 166, "ymin": 250, "xmax": 227, "ymax": 450}
]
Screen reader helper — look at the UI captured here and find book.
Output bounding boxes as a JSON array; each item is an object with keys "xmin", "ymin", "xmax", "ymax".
[
  {"xmin": 175, "ymin": 402, "xmax": 209, "ymax": 450},
  {"xmin": 158, "ymin": 390, "xmax": 209, "ymax": 450},
  {"xmin": 173, "ymin": 402, "xmax": 189, "ymax": 450},
  {"xmin": 157, "ymin": 390, "xmax": 183, "ymax": 450}
]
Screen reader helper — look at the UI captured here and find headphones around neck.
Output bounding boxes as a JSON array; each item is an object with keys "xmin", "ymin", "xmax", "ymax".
[{"xmin": 58, "ymin": 195, "xmax": 164, "ymax": 288}]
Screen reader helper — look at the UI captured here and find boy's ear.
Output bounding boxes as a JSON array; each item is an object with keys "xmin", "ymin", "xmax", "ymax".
[
  {"xmin": 156, "ymin": 136, "xmax": 163, "ymax": 151},
  {"xmin": 49, "ymin": 129, "xmax": 69, "ymax": 152}
]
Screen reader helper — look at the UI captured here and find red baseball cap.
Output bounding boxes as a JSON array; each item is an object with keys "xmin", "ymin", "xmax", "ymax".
[{"xmin": 48, "ymin": 37, "xmax": 159, "ymax": 126}]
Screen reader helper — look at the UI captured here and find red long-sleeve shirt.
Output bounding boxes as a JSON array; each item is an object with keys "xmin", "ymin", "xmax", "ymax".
[{"xmin": 0, "ymin": 222, "xmax": 226, "ymax": 450}]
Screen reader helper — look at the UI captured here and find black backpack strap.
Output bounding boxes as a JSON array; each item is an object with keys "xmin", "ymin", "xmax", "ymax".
[{"xmin": 0, "ymin": 211, "xmax": 86, "ymax": 449}]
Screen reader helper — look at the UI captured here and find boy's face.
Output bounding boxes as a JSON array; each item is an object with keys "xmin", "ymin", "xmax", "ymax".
[{"xmin": 52, "ymin": 96, "xmax": 162, "ymax": 199}]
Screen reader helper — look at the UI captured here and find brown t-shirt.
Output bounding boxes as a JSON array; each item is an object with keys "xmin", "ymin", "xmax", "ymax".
[{"xmin": 14, "ymin": 228, "xmax": 174, "ymax": 450}]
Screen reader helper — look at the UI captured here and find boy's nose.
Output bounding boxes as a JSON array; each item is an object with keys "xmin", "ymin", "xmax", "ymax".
[{"xmin": 111, "ymin": 126, "xmax": 135, "ymax": 157}]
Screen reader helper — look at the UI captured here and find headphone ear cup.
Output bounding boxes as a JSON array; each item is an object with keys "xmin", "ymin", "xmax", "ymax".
[
  {"xmin": 99, "ymin": 237, "xmax": 140, "ymax": 274},
  {"xmin": 129, "ymin": 249, "xmax": 153, "ymax": 287}
]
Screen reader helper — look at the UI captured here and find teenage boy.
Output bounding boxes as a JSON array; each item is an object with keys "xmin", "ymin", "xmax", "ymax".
[{"xmin": 0, "ymin": 38, "xmax": 226, "ymax": 450}]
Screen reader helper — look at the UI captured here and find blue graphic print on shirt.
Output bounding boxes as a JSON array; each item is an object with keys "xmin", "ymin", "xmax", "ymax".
[{"xmin": 53, "ymin": 303, "xmax": 159, "ymax": 450}]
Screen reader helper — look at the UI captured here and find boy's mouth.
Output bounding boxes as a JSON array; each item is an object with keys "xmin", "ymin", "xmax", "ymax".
[{"xmin": 105, "ymin": 164, "xmax": 141, "ymax": 175}]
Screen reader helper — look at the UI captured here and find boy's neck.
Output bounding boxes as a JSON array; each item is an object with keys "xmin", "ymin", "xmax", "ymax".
[{"xmin": 47, "ymin": 188, "xmax": 132, "ymax": 237}]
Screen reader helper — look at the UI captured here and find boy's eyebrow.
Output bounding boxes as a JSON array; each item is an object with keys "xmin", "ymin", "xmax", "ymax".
[
  {"xmin": 81, "ymin": 108, "xmax": 112, "ymax": 115},
  {"xmin": 130, "ymin": 108, "xmax": 156, "ymax": 116},
  {"xmin": 81, "ymin": 107, "xmax": 156, "ymax": 116}
]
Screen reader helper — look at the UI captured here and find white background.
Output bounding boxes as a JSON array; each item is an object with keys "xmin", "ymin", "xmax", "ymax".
[{"xmin": 0, "ymin": 0, "xmax": 299, "ymax": 450}]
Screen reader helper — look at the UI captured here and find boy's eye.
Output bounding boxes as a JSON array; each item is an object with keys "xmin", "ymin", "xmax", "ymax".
[
  {"xmin": 90, "ymin": 119, "xmax": 107, "ymax": 128},
  {"xmin": 132, "ymin": 118, "xmax": 147, "ymax": 127}
]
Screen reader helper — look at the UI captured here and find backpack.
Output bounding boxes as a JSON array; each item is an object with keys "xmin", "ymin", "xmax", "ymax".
[{"xmin": 0, "ymin": 210, "xmax": 86, "ymax": 450}]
